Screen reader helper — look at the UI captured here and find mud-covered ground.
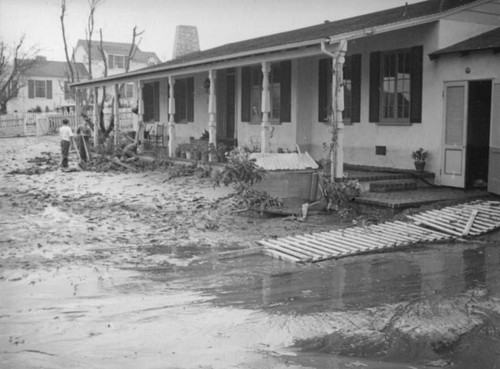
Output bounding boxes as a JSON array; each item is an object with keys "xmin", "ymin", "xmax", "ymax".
[{"xmin": 1, "ymin": 136, "xmax": 500, "ymax": 369}]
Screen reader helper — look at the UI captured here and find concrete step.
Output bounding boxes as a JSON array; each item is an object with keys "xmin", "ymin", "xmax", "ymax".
[{"xmin": 370, "ymin": 180, "xmax": 418, "ymax": 193}]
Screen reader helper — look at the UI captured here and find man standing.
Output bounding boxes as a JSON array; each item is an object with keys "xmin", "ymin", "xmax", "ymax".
[{"xmin": 59, "ymin": 119, "xmax": 74, "ymax": 169}]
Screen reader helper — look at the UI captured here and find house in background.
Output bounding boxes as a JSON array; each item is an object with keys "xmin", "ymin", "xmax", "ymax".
[
  {"xmin": 7, "ymin": 56, "xmax": 89, "ymax": 114},
  {"xmin": 71, "ymin": 0, "xmax": 500, "ymax": 195},
  {"xmin": 73, "ymin": 40, "xmax": 161, "ymax": 106}
]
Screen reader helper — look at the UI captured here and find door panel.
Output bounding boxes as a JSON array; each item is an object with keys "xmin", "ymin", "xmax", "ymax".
[
  {"xmin": 442, "ymin": 82, "xmax": 468, "ymax": 187},
  {"xmin": 488, "ymin": 82, "xmax": 500, "ymax": 195}
]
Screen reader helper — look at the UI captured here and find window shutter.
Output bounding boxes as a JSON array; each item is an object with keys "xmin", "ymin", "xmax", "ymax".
[
  {"xmin": 318, "ymin": 58, "xmax": 331, "ymax": 122},
  {"xmin": 187, "ymin": 77, "xmax": 194, "ymax": 122},
  {"xmin": 369, "ymin": 51, "xmax": 381, "ymax": 123},
  {"xmin": 280, "ymin": 60, "xmax": 292, "ymax": 123},
  {"xmin": 154, "ymin": 81, "xmax": 160, "ymax": 121},
  {"xmin": 28, "ymin": 80, "xmax": 34, "ymax": 99},
  {"xmin": 46, "ymin": 80, "xmax": 52, "ymax": 99},
  {"xmin": 350, "ymin": 54, "xmax": 362, "ymax": 123},
  {"xmin": 241, "ymin": 67, "xmax": 251, "ymax": 122},
  {"xmin": 108, "ymin": 55, "xmax": 114, "ymax": 69},
  {"xmin": 410, "ymin": 45, "xmax": 423, "ymax": 123}
]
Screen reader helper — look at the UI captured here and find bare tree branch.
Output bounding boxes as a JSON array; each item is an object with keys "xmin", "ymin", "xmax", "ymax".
[
  {"xmin": 60, "ymin": 0, "xmax": 75, "ymax": 83},
  {"xmin": 85, "ymin": 0, "xmax": 103, "ymax": 79}
]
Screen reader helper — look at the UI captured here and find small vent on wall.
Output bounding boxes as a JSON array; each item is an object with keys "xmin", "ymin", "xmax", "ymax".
[{"xmin": 375, "ymin": 146, "xmax": 386, "ymax": 156}]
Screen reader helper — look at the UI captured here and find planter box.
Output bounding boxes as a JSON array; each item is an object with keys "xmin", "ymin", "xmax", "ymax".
[{"xmin": 252, "ymin": 170, "xmax": 319, "ymax": 201}]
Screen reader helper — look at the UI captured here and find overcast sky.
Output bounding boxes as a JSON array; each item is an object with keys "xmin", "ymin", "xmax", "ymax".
[{"xmin": 0, "ymin": 0, "xmax": 423, "ymax": 62}]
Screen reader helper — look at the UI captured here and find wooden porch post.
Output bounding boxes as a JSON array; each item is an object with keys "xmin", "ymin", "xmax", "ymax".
[
  {"xmin": 261, "ymin": 61, "xmax": 271, "ymax": 153},
  {"xmin": 168, "ymin": 76, "xmax": 176, "ymax": 157},
  {"xmin": 334, "ymin": 40, "xmax": 347, "ymax": 179},
  {"xmin": 208, "ymin": 69, "xmax": 217, "ymax": 160},
  {"xmin": 136, "ymin": 81, "xmax": 145, "ymax": 152},
  {"xmin": 113, "ymin": 84, "xmax": 120, "ymax": 146},
  {"xmin": 93, "ymin": 86, "xmax": 99, "ymax": 147}
]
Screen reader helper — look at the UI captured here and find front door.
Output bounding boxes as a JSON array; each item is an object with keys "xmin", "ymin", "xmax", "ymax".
[
  {"xmin": 442, "ymin": 82, "xmax": 468, "ymax": 188},
  {"xmin": 489, "ymin": 82, "xmax": 500, "ymax": 195}
]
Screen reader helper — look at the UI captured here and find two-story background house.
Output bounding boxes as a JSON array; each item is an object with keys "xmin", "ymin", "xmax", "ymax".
[{"xmin": 73, "ymin": 40, "xmax": 161, "ymax": 107}]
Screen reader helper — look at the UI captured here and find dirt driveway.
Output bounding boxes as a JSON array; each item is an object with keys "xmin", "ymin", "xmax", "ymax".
[{"xmin": 1, "ymin": 136, "xmax": 500, "ymax": 369}]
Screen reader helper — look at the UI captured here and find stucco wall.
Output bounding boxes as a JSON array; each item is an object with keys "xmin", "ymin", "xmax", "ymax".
[{"xmin": 8, "ymin": 76, "xmax": 71, "ymax": 113}]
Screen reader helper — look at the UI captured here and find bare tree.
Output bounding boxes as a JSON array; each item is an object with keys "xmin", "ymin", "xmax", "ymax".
[
  {"xmin": 119, "ymin": 26, "xmax": 144, "ymax": 100},
  {"xmin": 85, "ymin": 0, "xmax": 103, "ymax": 79},
  {"xmin": 0, "ymin": 36, "xmax": 39, "ymax": 114},
  {"xmin": 60, "ymin": 0, "xmax": 75, "ymax": 83}
]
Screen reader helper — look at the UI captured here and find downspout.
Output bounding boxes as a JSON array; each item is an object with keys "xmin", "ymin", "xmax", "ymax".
[{"xmin": 320, "ymin": 39, "xmax": 340, "ymax": 180}]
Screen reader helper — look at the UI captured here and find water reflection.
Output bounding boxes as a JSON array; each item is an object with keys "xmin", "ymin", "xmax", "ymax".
[{"xmin": 199, "ymin": 240, "xmax": 500, "ymax": 314}]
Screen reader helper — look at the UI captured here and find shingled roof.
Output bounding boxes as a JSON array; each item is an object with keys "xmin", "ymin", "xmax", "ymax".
[
  {"xmin": 26, "ymin": 60, "xmax": 89, "ymax": 79},
  {"xmin": 72, "ymin": 0, "xmax": 484, "ymax": 87},
  {"xmin": 75, "ymin": 40, "xmax": 161, "ymax": 64},
  {"xmin": 430, "ymin": 26, "xmax": 500, "ymax": 58},
  {"xmin": 153, "ymin": 0, "xmax": 477, "ymax": 68}
]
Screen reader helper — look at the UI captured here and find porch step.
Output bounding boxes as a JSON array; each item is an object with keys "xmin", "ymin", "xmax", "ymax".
[{"xmin": 369, "ymin": 180, "xmax": 417, "ymax": 193}]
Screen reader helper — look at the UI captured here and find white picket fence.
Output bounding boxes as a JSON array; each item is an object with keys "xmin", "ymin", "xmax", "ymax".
[{"xmin": 0, "ymin": 111, "xmax": 135, "ymax": 138}]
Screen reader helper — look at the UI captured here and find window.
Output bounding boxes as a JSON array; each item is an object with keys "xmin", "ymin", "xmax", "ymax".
[
  {"xmin": 174, "ymin": 77, "xmax": 194, "ymax": 123},
  {"xmin": 241, "ymin": 61, "xmax": 291, "ymax": 123},
  {"xmin": 369, "ymin": 46, "xmax": 423, "ymax": 124},
  {"xmin": 28, "ymin": 79, "xmax": 52, "ymax": 99},
  {"xmin": 318, "ymin": 55, "xmax": 361, "ymax": 123},
  {"xmin": 108, "ymin": 54, "xmax": 125, "ymax": 69},
  {"xmin": 125, "ymin": 83, "xmax": 134, "ymax": 99}
]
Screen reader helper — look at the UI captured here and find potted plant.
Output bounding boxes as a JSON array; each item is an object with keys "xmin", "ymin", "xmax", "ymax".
[{"xmin": 412, "ymin": 148, "xmax": 428, "ymax": 171}]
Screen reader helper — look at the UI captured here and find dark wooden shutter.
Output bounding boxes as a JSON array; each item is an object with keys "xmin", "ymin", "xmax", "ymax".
[
  {"xmin": 174, "ymin": 81, "xmax": 180, "ymax": 122},
  {"xmin": 369, "ymin": 51, "xmax": 381, "ymax": 123},
  {"xmin": 280, "ymin": 60, "xmax": 291, "ymax": 123},
  {"xmin": 46, "ymin": 80, "xmax": 52, "ymax": 99},
  {"xmin": 28, "ymin": 80, "xmax": 34, "ymax": 98},
  {"xmin": 410, "ymin": 46, "xmax": 423, "ymax": 123},
  {"xmin": 241, "ymin": 67, "xmax": 251, "ymax": 122},
  {"xmin": 187, "ymin": 77, "xmax": 194, "ymax": 122},
  {"xmin": 318, "ymin": 58, "xmax": 331, "ymax": 122},
  {"xmin": 350, "ymin": 54, "xmax": 361, "ymax": 123},
  {"xmin": 154, "ymin": 81, "xmax": 160, "ymax": 121}
]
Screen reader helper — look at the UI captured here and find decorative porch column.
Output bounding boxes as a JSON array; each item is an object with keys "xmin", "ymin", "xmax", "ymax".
[
  {"xmin": 335, "ymin": 41, "xmax": 347, "ymax": 179},
  {"xmin": 329, "ymin": 40, "xmax": 347, "ymax": 179},
  {"xmin": 113, "ymin": 84, "xmax": 120, "ymax": 146},
  {"xmin": 260, "ymin": 61, "xmax": 271, "ymax": 153},
  {"xmin": 93, "ymin": 86, "xmax": 99, "ymax": 147},
  {"xmin": 208, "ymin": 69, "xmax": 217, "ymax": 160},
  {"xmin": 168, "ymin": 76, "xmax": 176, "ymax": 157},
  {"xmin": 136, "ymin": 81, "xmax": 145, "ymax": 153}
]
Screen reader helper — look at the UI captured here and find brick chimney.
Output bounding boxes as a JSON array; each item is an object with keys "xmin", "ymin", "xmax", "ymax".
[{"xmin": 172, "ymin": 25, "xmax": 200, "ymax": 59}]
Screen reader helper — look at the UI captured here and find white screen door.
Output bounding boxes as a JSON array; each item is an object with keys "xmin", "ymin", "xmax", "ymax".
[
  {"xmin": 488, "ymin": 82, "xmax": 500, "ymax": 195},
  {"xmin": 441, "ymin": 82, "xmax": 468, "ymax": 188}
]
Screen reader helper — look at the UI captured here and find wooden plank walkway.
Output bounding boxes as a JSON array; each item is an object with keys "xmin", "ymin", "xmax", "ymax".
[{"xmin": 259, "ymin": 200, "xmax": 500, "ymax": 263}]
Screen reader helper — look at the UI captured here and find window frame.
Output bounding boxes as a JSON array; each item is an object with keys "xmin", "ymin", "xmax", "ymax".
[
  {"xmin": 369, "ymin": 45, "xmax": 423, "ymax": 125},
  {"xmin": 241, "ymin": 61, "xmax": 291, "ymax": 124},
  {"xmin": 379, "ymin": 48, "xmax": 412, "ymax": 124},
  {"xmin": 318, "ymin": 54, "xmax": 361, "ymax": 124},
  {"xmin": 28, "ymin": 79, "xmax": 52, "ymax": 99},
  {"xmin": 108, "ymin": 54, "xmax": 125, "ymax": 69}
]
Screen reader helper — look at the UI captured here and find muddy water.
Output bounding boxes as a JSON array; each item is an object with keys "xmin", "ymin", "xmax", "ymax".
[{"xmin": 2, "ymin": 235, "xmax": 500, "ymax": 368}]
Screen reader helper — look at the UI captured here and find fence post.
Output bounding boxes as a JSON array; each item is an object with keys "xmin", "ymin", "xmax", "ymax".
[{"xmin": 23, "ymin": 115, "xmax": 27, "ymax": 136}]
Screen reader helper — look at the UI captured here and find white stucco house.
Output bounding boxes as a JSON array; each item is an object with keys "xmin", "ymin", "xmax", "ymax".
[
  {"xmin": 71, "ymin": 0, "xmax": 500, "ymax": 195},
  {"xmin": 7, "ymin": 57, "xmax": 89, "ymax": 114}
]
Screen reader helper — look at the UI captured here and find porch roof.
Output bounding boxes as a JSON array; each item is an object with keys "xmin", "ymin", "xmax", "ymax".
[
  {"xmin": 71, "ymin": 0, "xmax": 492, "ymax": 88},
  {"xmin": 429, "ymin": 26, "xmax": 500, "ymax": 58}
]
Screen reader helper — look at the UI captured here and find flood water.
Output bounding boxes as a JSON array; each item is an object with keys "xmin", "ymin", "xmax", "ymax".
[{"xmin": 2, "ymin": 233, "xmax": 500, "ymax": 369}]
